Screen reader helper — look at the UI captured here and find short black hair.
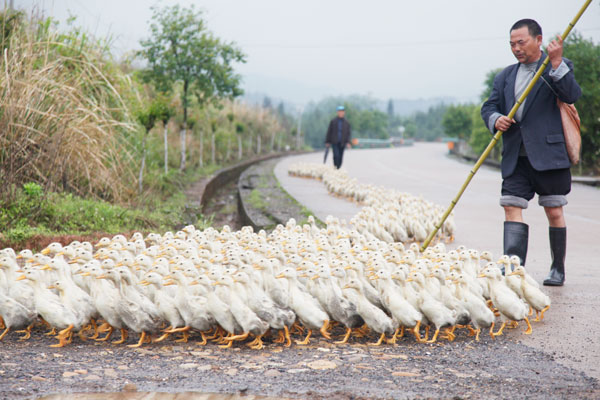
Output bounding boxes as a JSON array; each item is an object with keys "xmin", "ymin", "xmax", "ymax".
[{"xmin": 510, "ymin": 19, "xmax": 542, "ymax": 37}]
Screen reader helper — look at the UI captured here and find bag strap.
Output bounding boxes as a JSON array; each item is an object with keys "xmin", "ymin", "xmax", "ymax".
[
  {"xmin": 540, "ymin": 75, "xmax": 579, "ymax": 112},
  {"xmin": 539, "ymin": 75, "xmax": 559, "ymax": 98}
]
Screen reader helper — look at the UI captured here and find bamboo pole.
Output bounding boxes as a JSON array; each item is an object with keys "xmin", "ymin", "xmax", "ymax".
[{"xmin": 420, "ymin": 0, "xmax": 592, "ymax": 252}]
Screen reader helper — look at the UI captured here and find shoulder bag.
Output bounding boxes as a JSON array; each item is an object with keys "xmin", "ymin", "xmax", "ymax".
[{"xmin": 540, "ymin": 76, "xmax": 581, "ymax": 164}]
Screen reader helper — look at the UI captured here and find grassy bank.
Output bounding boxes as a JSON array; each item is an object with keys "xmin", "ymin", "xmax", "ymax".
[{"xmin": 0, "ymin": 176, "xmax": 212, "ymax": 251}]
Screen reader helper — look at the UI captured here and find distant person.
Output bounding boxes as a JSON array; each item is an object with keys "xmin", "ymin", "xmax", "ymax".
[
  {"xmin": 325, "ymin": 105, "xmax": 351, "ymax": 169},
  {"xmin": 481, "ymin": 19, "xmax": 581, "ymax": 286}
]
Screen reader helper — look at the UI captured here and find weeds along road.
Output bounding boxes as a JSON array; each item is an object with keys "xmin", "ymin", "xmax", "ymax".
[{"xmin": 275, "ymin": 142, "xmax": 600, "ymax": 381}]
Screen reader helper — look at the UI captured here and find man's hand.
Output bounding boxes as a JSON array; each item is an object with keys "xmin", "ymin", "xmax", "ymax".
[
  {"xmin": 547, "ymin": 35, "xmax": 563, "ymax": 70},
  {"xmin": 325, "ymin": 143, "xmax": 330, "ymax": 148},
  {"xmin": 495, "ymin": 115, "xmax": 516, "ymax": 132},
  {"xmin": 346, "ymin": 143, "xmax": 351, "ymax": 149}
]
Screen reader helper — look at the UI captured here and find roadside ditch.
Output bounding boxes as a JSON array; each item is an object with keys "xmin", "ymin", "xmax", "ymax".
[{"xmin": 191, "ymin": 152, "xmax": 315, "ymax": 232}]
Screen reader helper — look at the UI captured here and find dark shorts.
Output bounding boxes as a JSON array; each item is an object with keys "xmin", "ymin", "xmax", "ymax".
[{"xmin": 500, "ymin": 156, "xmax": 571, "ymax": 209}]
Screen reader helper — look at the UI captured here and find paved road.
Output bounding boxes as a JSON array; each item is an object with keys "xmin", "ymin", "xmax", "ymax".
[{"xmin": 275, "ymin": 142, "xmax": 600, "ymax": 381}]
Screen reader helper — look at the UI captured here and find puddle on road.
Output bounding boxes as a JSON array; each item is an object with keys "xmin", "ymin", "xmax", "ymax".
[{"xmin": 40, "ymin": 393, "xmax": 292, "ymax": 400}]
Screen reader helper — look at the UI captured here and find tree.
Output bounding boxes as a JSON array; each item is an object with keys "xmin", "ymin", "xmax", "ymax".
[
  {"xmin": 412, "ymin": 103, "xmax": 448, "ymax": 141},
  {"xmin": 276, "ymin": 101, "xmax": 285, "ymax": 116},
  {"xmin": 263, "ymin": 96, "xmax": 272, "ymax": 109},
  {"xmin": 442, "ymin": 104, "xmax": 473, "ymax": 140},
  {"xmin": 562, "ymin": 33, "xmax": 600, "ymax": 172},
  {"xmin": 135, "ymin": 94, "xmax": 173, "ymax": 193},
  {"xmin": 480, "ymin": 68, "xmax": 503, "ymax": 102},
  {"xmin": 349, "ymin": 108, "xmax": 389, "ymax": 140},
  {"xmin": 139, "ymin": 4, "xmax": 245, "ymax": 171},
  {"xmin": 468, "ymin": 104, "xmax": 500, "ymax": 160}
]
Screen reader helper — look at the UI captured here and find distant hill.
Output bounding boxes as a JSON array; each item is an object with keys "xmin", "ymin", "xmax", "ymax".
[
  {"xmin": 242, "ymin": 92, "xmax": 465, "ymax": 117},
  {"xmin": 375, "ymin": 97, "xmax": 458, "ymax": 116},
  {"xmin": 239, "ymin": 72, "xmax": 474, "ymax": 117}
]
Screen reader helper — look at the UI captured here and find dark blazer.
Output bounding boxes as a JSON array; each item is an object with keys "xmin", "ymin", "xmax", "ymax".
[
  {"xmin": 325, "ymin": 117, "xmax": 351, "ymax": 145},
  {"xmin": 481, "ymin": 53, "xmax": 581, "ymax": 178}
]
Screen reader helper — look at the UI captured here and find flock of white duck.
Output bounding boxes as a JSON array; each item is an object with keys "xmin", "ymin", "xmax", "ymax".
[
  {"xmin": 288, "ymin": 163, "xmax": 455, "ymax": 243},
  {"xmin": 0, "ymin": 164, "xmax": 551, "ymax": 350}
]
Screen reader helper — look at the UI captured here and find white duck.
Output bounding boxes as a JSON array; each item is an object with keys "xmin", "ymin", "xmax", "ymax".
[
  {"xmin": 479, "ymin": 263, "xmax": 532, "ymax": 337},
  {"xmin": 139, "ymin": 272, "xmax": 187, "ymax": 342},
  {"xmin": 454, "ymin": 273, "xmax": 495, "ymax": 341},
  {"xmin": 213, "ymin": 275, "xmax": 270, "ymax": 349},
  {"xmin": 507, "ymin": 266, "xmax": 551, "ymax": 322},
  {"xmin": 83, "ymin": 264, "xmax": 127, "ymax": 343},
  {"xmin": 161, "ymin": 271, "xmax": 215, "ymax": 344},
  {"xmin": 43, "ymin": 258, "xmax": 97, "ymax": 336},
  {"xmin": 190, "ymin": 274, "xmax": 242, "ymax": 344},
  {"xmin": 0, "ymin": 290, "xmax": 37, "ymax": 341},
  {"xmin": 312, "ymin": 266, "xmax": 364, "ymax": 344},
  {"xmin": 276, "ymin": 267, "xmax": 331, "ymax": 345},
  {"xmin": 100, "ymin": 267, "xmax": 162, "ymax": 347},
  {"xmin": 497, "ymin": 255, "xmax": 524, "ymax": 298},
  {"xmin": 509, "ymin": 255, "xmax": 540, "ymax": 288},
  {"xmin": 343, "ymin": 278, "xmax": 397, "ymax": 345},
  {"xmin": 371, "ymin": 269, "xmax": 423, "ymax": 343},
  {"xmin": 17, "ymin": 270, "xmax": 79, "ymax": 347},
  {"xmin": 407, "ymin": 271, "xmax": 456, "ymax": 344},
  {"xmin": 430, "ymin": 268, "xmax": 471, "ymax": 326},
  {"xmin": 0, "ymin": 255, "xmax": 36, "ymax": 313},
  {"xmin": 233, "ymin": 271, "xmax": 295, "ymax": 348}
]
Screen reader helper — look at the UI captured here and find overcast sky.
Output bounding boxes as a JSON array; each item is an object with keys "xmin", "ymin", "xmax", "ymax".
[{"xmin": 15, "ymin": 0, "xmax": 600, "ymax": 105}]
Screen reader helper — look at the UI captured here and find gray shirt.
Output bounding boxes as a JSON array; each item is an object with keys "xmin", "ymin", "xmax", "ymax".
[{"xmin": 514, "ymin": 61, "xmax": 538, "ymax": 122}]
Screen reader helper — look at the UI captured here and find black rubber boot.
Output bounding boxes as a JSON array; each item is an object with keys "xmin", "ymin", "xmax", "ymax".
[
  {"xmin": 503, "ymin": 221, "xmax": 529, "ymax": 275},
  {"xmin": 543, "ymin": 227, "xmax": 566, "ymax": 286}
]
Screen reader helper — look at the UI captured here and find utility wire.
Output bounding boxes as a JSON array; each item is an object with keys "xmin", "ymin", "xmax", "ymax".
[{"xmin": 241, "ymin": 27, "xmax": 600, "ymax": 49}]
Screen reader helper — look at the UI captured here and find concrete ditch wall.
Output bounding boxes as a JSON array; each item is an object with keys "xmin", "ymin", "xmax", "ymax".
[
  {"xmin": 198, "ymin": 153, "xmax": 284, "ymax": 210},
  {"xmin": 192, "ymin": 151, "xmax": 310, "ymax": 231}
]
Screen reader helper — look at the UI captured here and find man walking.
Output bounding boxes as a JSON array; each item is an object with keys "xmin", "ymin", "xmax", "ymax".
[
  {"xmin": 481, "ymin": 19, "xmax": 581, "ymax": 286},
  {"xmin": 325, "ymin": 105, "xmax": 351, "ymax": 169}
]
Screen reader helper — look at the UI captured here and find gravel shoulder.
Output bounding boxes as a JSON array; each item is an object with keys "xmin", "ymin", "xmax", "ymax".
[{"xmin": 1, "ymin": 323, "xmax": 599, "ymax": 399}]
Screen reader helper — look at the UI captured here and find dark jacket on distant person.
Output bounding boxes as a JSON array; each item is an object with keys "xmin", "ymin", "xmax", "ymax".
[{"xmin": 325, "ymin": 117, "xmax": 351, "ymax": 146}]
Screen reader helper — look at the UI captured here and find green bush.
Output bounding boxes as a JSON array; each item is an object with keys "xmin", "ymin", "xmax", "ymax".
[{"xmin": 22, "ymin": 182, "xmax": 43, "ymax": 199}]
